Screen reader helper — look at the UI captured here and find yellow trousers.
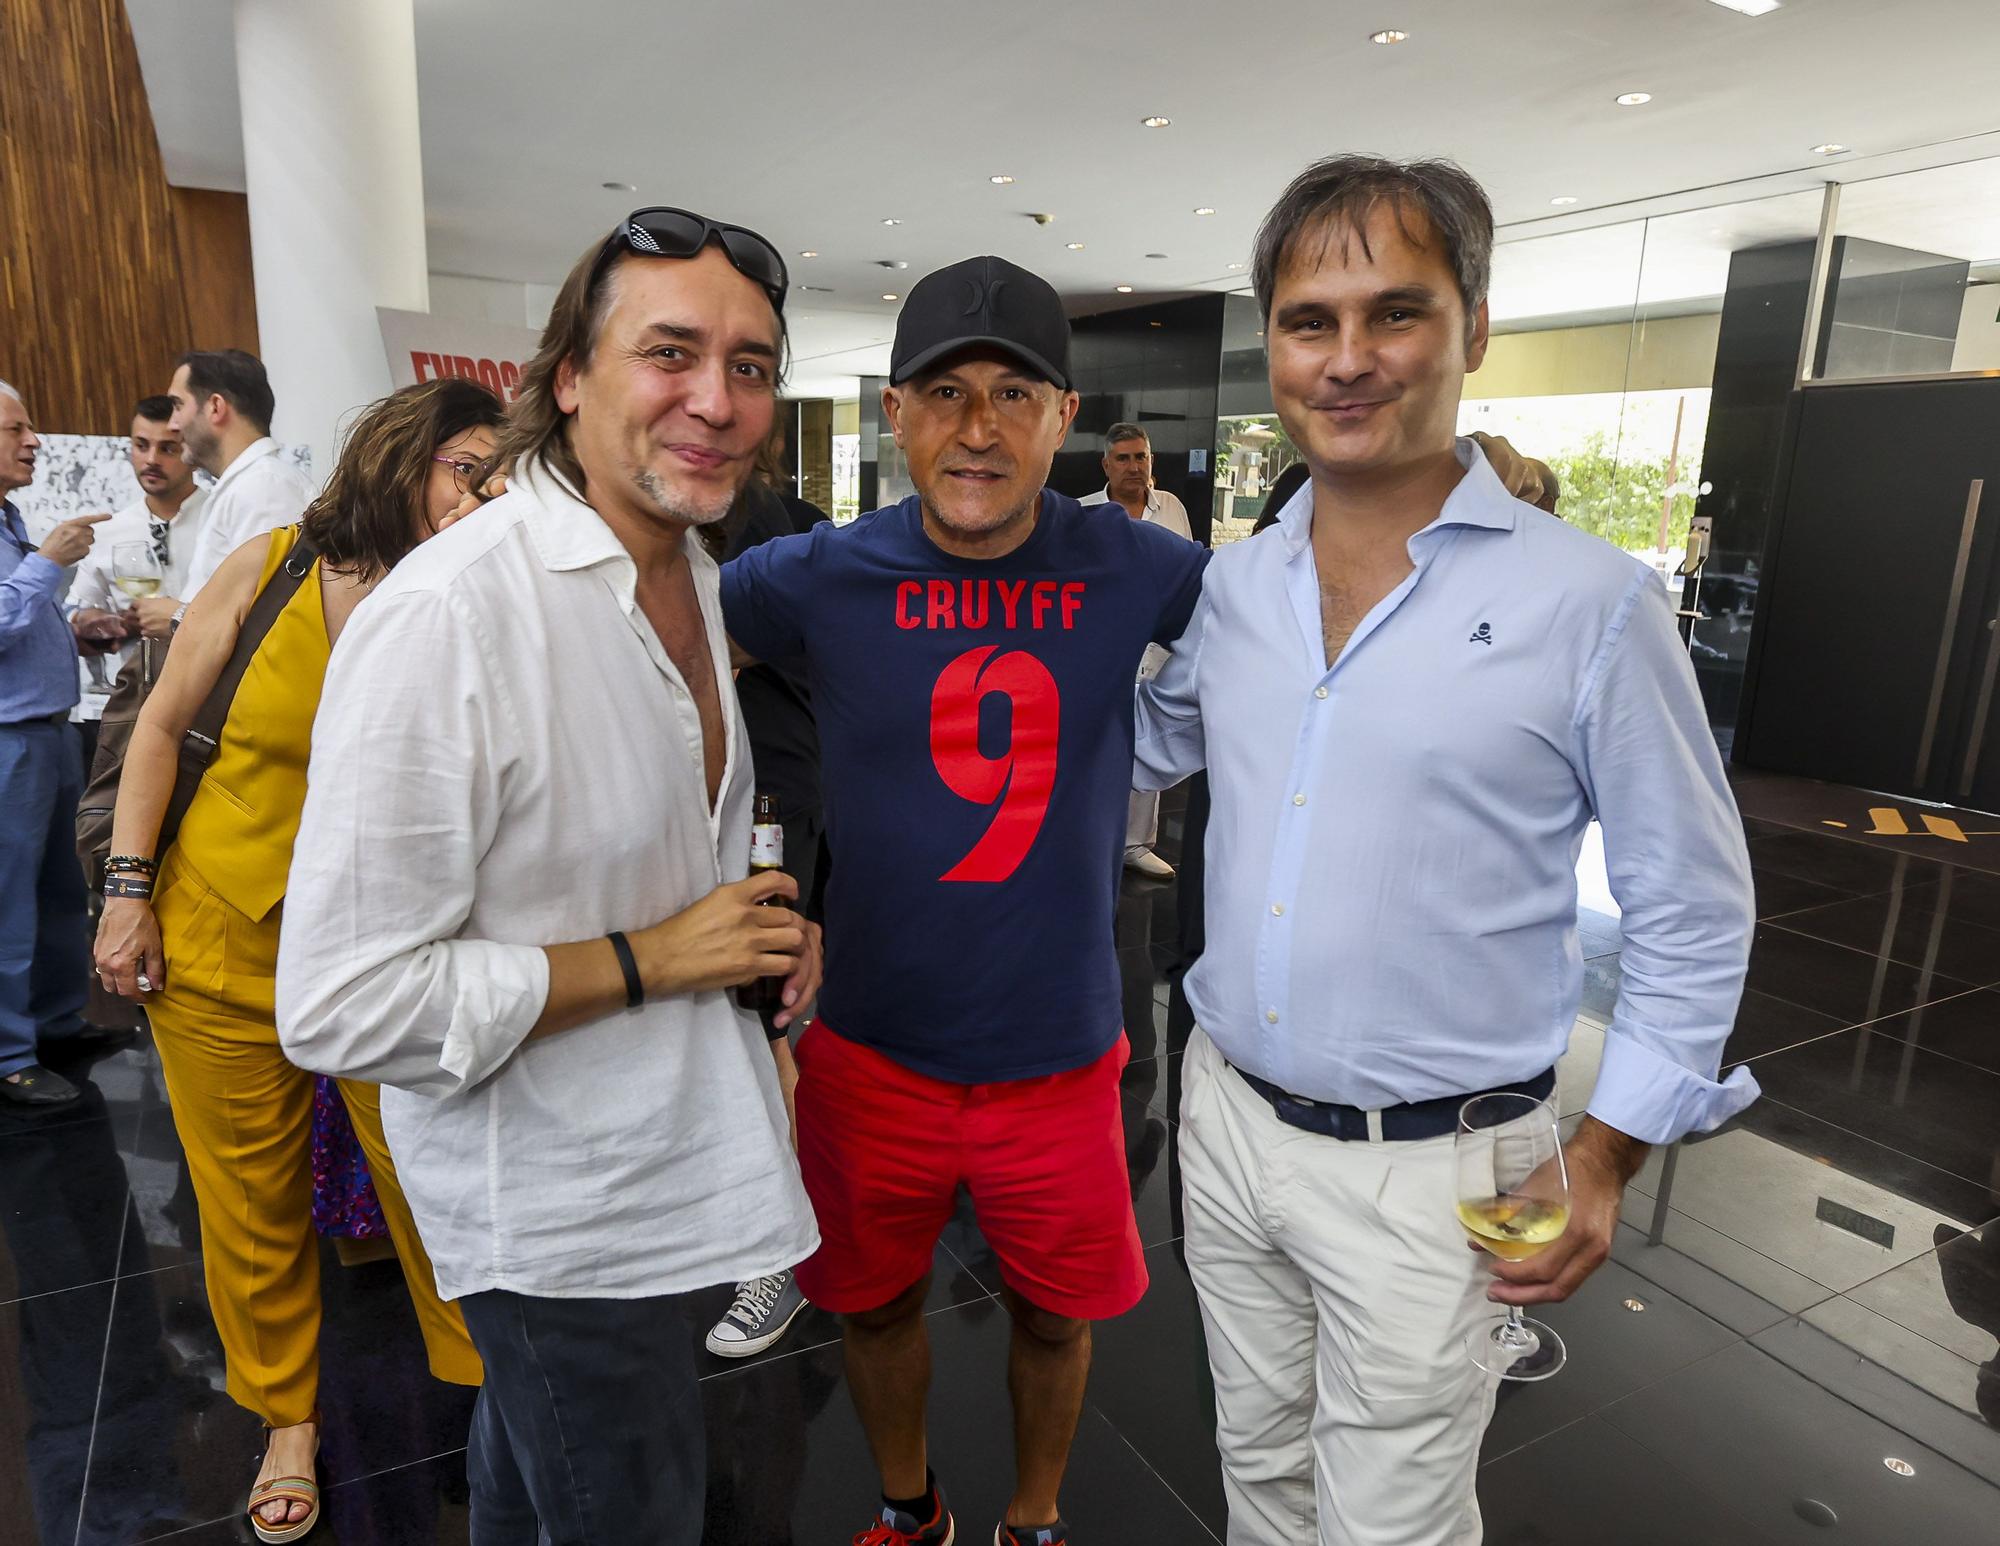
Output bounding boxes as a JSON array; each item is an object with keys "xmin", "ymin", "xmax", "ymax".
[{"xmin": 148, "ymin": 848, "xmax": 481, "ymax": 1425}]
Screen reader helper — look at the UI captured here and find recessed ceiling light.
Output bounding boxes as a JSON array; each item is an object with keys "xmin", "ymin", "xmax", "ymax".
[
  {"xmin": 990, "ymin": 174, "xmax": 1015, "ymax": 185},
  {"xmin": 1550, "ymin": 196, "xmax": 1579, "ymax": 206},
  {"xmin": 1811, "ymin": 142, "xmax": 1850, "ymax": 156},
  {"xmin": 1193, "ymin": 206, "xmax": 1217, "ymax": 216},
  {"xmin": 1227, "ymin": 261, "xmax": 1245, "ymax": 270},
  {"xmin": 1115, "ymin": 284, "xmax": 1134, "ymax": 293},
  {"xmin": 1706, "ymin": 0, "xmax": 1781, "ymax": 15},
  {"xmin": 601, "ymin": 180, "xmax": 636, "ymax": 192},
  {"xmin": 1142, "ymin": 116, "xmax": 1171, "ymax": 128},
  {"xmin": 1615, "ymin": 92, "xmax": 1653, "ymax": 106},
  {"xmin": 880, "ymin": 217, "xmax": 902, "ymax": 226},
  {"xmin": 881, "ymin": 293, "xmax": 899, "ymax": 302},
  {"xmin": 798, "ymin": 249, "xmax": 819, "ymax": 258},
  {"xmin": 1369, "ymin": 29, "xmax": 1409, "ymax": 45},
  {"xmin": 1066, "ymin": 242, "xmax": 1086, "ymax": 250}
]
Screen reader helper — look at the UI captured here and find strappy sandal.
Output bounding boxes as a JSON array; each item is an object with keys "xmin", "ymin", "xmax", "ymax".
[{"xmin": 247, "ymin": 1409, "xmax": 322, "ymax": 1544}]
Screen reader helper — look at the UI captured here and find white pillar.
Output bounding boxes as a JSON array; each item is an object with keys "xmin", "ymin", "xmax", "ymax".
[{"xmin": 233, "ymin": 0, "xmax": 429, "ymax": 484}]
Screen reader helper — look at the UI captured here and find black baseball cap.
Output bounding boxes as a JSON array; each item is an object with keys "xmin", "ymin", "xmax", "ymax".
[{"xmin": 889, "ymin": 255, "xmax": 1073, "ymax": 390}]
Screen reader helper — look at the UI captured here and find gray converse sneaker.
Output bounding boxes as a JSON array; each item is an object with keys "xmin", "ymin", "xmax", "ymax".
[{"xmin": 705, "ymin": 1270, "xmax": 807, "ymax": 1358}]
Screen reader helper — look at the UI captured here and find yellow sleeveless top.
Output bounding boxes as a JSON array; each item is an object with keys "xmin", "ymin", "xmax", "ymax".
[{"xmin": 175, "ymin": 525, "xmax": 328, "ymax": 923}]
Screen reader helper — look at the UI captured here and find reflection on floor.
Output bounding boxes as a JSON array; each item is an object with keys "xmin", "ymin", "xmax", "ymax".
[{"xmin": 4, "ymin": 771, "xmax": 1997, "ymax": 1543}]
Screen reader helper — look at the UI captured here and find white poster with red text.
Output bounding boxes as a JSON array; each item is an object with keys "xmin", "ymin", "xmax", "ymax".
[{"xmin": 377, "ymin": 307, "xmax": 541, "ymax": 403}]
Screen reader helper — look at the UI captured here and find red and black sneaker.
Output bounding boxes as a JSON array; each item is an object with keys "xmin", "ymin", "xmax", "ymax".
[
  {"xmin": 852, "ymin": 1480, "xmax": 955, "ymax": 1546},
  {"xmin": 994, "ymin": 1523, "xmax": 1067, "ymax": 1545}
]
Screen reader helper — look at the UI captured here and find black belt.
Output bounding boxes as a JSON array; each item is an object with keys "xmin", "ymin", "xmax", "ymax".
[
  {"xmin": 1, "ymin": 710, "xmax": 71, "ymax": 729},
  {"xmin": 1228, "ymin": 1062, "xmax": 1557, "ymax": 1142}
]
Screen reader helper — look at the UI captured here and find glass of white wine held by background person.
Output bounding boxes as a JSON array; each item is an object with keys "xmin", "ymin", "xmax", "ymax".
[
  {"xmin": 110, "ymin": 540, "xmax": 165, "ymax": 683},
  {"xmin": 1456, "ymin": 1091, "xmax": 1572, "ymax": 1382}
]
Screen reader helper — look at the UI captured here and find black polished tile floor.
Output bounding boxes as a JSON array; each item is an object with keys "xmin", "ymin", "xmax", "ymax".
[{"xmin": 6, "ymin": 773, "xmax": 1999, "ymax": 1543}]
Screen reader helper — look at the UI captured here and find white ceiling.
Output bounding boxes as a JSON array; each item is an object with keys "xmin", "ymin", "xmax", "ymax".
[{"xmin": 128, "ymin": 0, "xmax": 2000, "ymax": 397}]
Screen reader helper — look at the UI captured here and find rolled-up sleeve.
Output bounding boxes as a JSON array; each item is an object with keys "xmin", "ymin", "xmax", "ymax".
[
  {"xmin": 1574, "ymin": 573, "xmax": 1760, "ymax": 1145},
  {"xmin": 277, "ymin": 587, "xmax": 549, "ymax": 1096},
  {"xmin": 1134, "ymin": 586, "xmax": 1209, "ymax": 791}
]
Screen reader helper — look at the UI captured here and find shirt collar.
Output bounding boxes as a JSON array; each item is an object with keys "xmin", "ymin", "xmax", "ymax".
[
  {"xmin": 1274, "ymin": 436, "xmax": 1519, "ymax": 558},
  {"xmin": 213, "ymin": 436, "xmax": 279, "ymax": 493},
  {"xmin": 516, "ymin": 456, "xmax": 635, "ymax": 574},
  {"xmin": 513, "ymin": 454, "xmax": 719, "ymax": 603},
  {"xmin": 1100, "ymin": 484, "xmax": 1160, "ymax": 514}
]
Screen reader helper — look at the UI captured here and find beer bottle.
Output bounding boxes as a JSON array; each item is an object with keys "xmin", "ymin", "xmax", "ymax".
[{"xmin": 735, "ymin": 794, "xmax": 787, "ymax": 1013}]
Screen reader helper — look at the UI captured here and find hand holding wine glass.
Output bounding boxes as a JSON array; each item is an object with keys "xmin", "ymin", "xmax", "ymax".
[
  {"xmin": 111, "ymin": 541, "xmax": 165, "ymax": 683},
  {"xmin": 1456, "ymin": 1091, "xmax": 1571, "ymax": 1381}
]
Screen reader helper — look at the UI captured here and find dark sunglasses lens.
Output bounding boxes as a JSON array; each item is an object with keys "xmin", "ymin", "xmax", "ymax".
[
  {"xmin": 624, "ymin": 209, "xmax": 708, "ymax": 258},
  {"xmin": 720, "ymin": 229, "xmax": 788, "ymax": 299}
]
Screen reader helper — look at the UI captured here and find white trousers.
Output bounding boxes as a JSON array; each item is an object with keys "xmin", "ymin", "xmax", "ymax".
[
  {"xmin": 1127, "ymin": 787, "xmax": 1159, "ymax": 848},
  {"xmin": 1180, "ymin": 1027, "xmax": 1499, "ymax": 1546}
]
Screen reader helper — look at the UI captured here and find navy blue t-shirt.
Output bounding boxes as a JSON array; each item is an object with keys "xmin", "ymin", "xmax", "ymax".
[{"xmin": 721, "ymin": 490, "xmax": 1208, "ymax": 1083}]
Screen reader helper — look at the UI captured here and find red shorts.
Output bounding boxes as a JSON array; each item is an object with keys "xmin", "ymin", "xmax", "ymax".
[{"xmin": 792, "ymin": 1021, "xmax": 1148, "ymax": 1321}]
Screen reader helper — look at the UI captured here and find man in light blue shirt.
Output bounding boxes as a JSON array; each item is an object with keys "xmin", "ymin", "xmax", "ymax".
[
  {"xmin": 1136, "ymin": 158, "xmax": 1757, "ymax": 1545},
  {"xmin": 0, "ymin": 381, "xmax": 110, "ymax": 1109}
]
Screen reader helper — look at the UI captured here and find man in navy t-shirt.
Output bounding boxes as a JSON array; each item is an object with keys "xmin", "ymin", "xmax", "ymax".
[{"xmin": 722, "ymin": 256, "xmax": 1206, "ymax": 1546}]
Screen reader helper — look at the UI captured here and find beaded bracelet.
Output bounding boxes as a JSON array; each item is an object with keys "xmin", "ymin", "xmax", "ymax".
[
  {"xmin": 103, "ymin": 875, "xmax": 155, "ymax": 901},
  {"xmin": 105, "ymin": 855, "xmax": 159, "ymax": 874}
]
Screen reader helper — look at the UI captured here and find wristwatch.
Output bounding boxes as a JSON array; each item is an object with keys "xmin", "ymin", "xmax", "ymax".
[{"xmin": 170, "ymin": 602, "xmax": 188, "ymax": 635}]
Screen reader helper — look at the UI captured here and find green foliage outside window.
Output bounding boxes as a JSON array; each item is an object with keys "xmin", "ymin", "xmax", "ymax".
[{"xmin": 1547, "ymin": 430, "xmax": 1704, "ymax": 555}]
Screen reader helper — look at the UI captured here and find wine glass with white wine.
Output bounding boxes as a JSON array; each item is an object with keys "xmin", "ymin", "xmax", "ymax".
[
  {"xmin": 1456, "ymin": 1091, "xmax": 1571, "ymax": 1381},
  {"xmin": 111, "ymin": 541, "xmax": 164, "ymax": 683}
]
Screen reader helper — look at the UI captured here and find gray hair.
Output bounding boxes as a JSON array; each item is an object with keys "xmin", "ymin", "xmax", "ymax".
[
  {"xmin": 0, "ymin": 379, "xmax": 22, "ymax": 407},
  {"xmin": 1251, "ymin": 155, "xmax": 1493, "ymax": 330},
  {"xmin": 1103, "ymin": 422, "xmax": 1149, "ymax": 448}
]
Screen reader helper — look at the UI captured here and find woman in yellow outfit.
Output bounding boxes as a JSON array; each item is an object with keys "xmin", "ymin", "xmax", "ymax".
[{"xmin": 94, "ymin": 379, "xmax": 503, "ymax": 1542}]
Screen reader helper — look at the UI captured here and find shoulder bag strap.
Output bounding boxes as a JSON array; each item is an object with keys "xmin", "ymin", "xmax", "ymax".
[{"xmin": 157, "ymin": 530, "xmax": 322, "ymax": 856}]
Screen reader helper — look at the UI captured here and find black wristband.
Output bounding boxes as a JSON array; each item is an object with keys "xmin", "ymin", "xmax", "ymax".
[{"xmin": 606, "ymin": 931, "xmax": 643, "ymax": 1009}]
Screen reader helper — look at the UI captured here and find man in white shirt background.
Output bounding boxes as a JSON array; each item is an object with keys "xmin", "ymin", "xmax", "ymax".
[
  {"xmin": 1136, "ymin": 155, "xmax": 1757, "ymax": 1546},
  {"xmin": 1081, "ymin": 423, "xmax": 1195, "ymax": 880},
  {"xmin": 66, "ymin": 395, "xmax": 204, "ymax": 758},
  {"xmin": 278, "ymin": 209, "xmax": 820, "ymax": 1546},
  {"xmin": 165, "ymin": 349, "xmax": 312, "ymax": 595}
]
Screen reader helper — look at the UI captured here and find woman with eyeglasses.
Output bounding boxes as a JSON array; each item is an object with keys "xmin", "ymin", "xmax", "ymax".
[{"xmin": 93, "ymin": 378, "xmax": 502, "ymax": 1543}]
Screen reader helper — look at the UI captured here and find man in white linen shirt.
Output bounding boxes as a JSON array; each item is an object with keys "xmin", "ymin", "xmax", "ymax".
[
  {"xmin": 277, "ymin": 210, "xmax": 822, "ymax": 1546},
  {"xmin": 66, "ymin": 395, "xmax": 205, "ymax": 733},
  {"xmin": 1135, "ymin": 155, "xmax": 1758, "ymax": 1545},
  {"xmin": 165, "ymin": 350, "xmax": 312, "ymax": 597},
  {"xmin": 1081, "ymin": 422, "xmax": 1194, "ymax": 881}
]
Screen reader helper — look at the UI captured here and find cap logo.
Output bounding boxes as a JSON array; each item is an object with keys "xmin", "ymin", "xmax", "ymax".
[{"xmin": 960, "ymin": 276, "xmax": 1008, "ymax": 316}]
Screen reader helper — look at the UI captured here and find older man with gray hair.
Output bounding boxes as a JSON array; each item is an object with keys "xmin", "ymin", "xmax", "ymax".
[
  {"xmin": 1082, "ymin": 422, "xmax": 1194, "ymax": 878},
  {"xmin": 1, "ymin": 380, "xmax": 112, "ymax": 1109}
]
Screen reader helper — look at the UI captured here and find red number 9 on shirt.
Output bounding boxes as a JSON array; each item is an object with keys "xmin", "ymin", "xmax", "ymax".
[{"xmin": 929, "ymin": 645, "xmax": 1061, "ymax": 883}]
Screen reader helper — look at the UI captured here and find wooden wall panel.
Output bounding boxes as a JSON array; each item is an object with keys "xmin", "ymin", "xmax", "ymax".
[
  {"xmin": 170, "ymin": 187, "xmax": 259, "ymax": 356},
  {"xmin": 0, "ymin": 0, "xmax": 195, "ymax": 432}
]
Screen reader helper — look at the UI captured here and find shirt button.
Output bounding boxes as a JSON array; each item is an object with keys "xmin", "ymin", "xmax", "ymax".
[
  {"xmin": 1293, "ymin": 793, "xmax": 1307, "ymax": 806},
  {"xmin": 1271, "ymin": 903, "xmax": 1284, "ymax": 916},
  {"xmin": 1314, "ymin": 686, "xmax": 1329, "ymax": 700},
  {"xmin": 1266, "ymin": 1009, "xmax": 1280, "ymax": 1024}
]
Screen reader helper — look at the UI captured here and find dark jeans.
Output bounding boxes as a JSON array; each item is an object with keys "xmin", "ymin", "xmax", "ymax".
[
  {"xmin": 458, "ymin": 1289, "xmax": 704, "ymax": 1546},
  {"xmin": 0, "ymin": 721, "xmax": 89, "ymax": 1076}
]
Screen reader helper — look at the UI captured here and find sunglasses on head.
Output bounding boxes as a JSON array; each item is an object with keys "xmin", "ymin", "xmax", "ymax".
[{"xmin": 593, "ymin": 207, "xmax": 789, "ymax": 313}]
